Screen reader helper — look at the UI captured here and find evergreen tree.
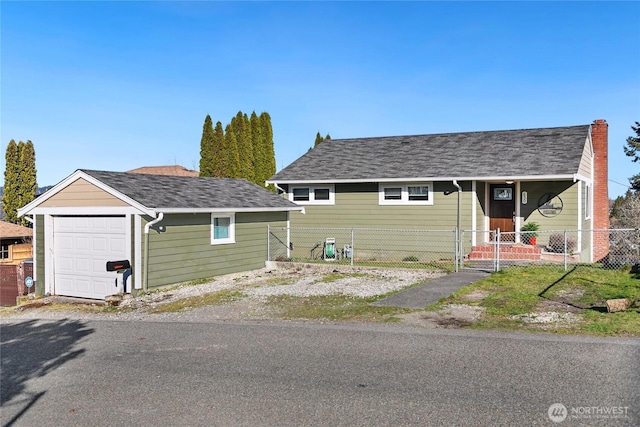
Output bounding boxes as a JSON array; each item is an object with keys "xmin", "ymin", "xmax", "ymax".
[
  {"xmin": 18, "ymin": 141, "xmax": 37, "ymax": 226},
  {"xmin": 197, "ymin": 110, "xmax": 277, "ymax": 186},
  {"xmin": 223, "ymin": 124, "xmax": 241, "ymax": 178},
  {"xmin": 231, "ymin": 111, "xmax": 254, "ymax": 182},
  {"xmin": 260, "ymin": 112, "xmax": 276, "ymax": 192},
  {"xmin": 623, "ymin": 121, "xmax": 640, "ymax": 191},
  {"xmin": 199, "ymin": 115, "xmax": 215, "ymax": 177},
  {"xmin": 2, "ymin": 140, "xmax": 20, "ymax": 223},
  {"xmin": 250, "ymin": 111, "xmax": 264, "ymax": 186},
  {"xmin": 313, "ymin": 132, "xmax": 331, "ymax": 148},
  {"xmin": 211, "ymin": 121, "xmax": 226, "ymax": 177}
]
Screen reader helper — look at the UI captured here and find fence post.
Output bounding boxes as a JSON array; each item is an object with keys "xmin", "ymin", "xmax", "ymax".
[
  {"xmin": 454, "ymin": 227, "xmax": 459, "ymax": 272},
  {"xmin": 267, "ymin": 225, "xmax": 271, "ymax": 262},
  {"xmin": 496, "ymin": 228, "xmax": 501, "ymax": 272},
  {"xmin": 351, "ymin": 228, "xmax": 354, "ymax": 266},
  {"xmin": 460, "ymin": 229, "xmax": 465, "ymax": 270},
  {"xmin": 564, "ymin": 230, "xmax": 568, "ymax": 271}
]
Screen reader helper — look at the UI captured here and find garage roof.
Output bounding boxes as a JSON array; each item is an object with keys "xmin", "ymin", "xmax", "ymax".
[{"xmin": 18, "ymin": 169, "xmax": 302, "ymax": 217}]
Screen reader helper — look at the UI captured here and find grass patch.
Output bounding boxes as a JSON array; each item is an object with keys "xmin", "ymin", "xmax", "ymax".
[
  {"xmin": 146, "ymin": 289, "xmax": 246, "ymax": 314},
  {"xmin": 437, "ymin": 264, "xmax": 640, "ymax": 336},
  {"xmin": 266, "ymin": 294, "xmax": 414, "ymax": 322}
]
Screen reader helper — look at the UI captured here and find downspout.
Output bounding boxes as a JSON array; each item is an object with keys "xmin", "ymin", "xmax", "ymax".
[
  {"xmin": 23, "ymin": 215, "xmax": 34, "ymax": 225},
  {"xmin": 275, "ymin": 184, "xmax": 287, "ymax": 197},
  {"xmin": 453, "ymin": 180, "xmax": 462, "ymax": 272},
  {"xmin": 143, "ymin": 213, "xmax": 164, "ymax": 292}
]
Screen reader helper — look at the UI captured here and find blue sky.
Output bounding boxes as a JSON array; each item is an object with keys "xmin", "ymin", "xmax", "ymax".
[{"xmin": 1, "ymin": 1, "xmax": 638, "ymax": 198}]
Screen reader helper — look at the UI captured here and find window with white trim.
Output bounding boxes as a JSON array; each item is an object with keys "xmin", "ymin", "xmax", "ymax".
[
  {"xmin": 379, "ymin": 182, "xmax": 434, "ymax": 205},
  {"xmin": 289, "ymin": 185, "xmax": 335, "ymax": 205},
  {"xmin": 211, "ymin": 213, "xmax": 235, "ymax": 245},
  {"xmin": 584, "ymin": 182, "xmax": 591, "ymax": 220}
]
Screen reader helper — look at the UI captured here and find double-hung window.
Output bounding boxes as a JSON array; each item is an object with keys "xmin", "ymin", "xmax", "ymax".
[
  {"xmin": 0, "ymin": 244, "xmax": 9, "ymax": 260},
  {"xmin": 211, "ymin": 213, "xmax": 235, "ymax": 245},
  {"xmin": 584, "ymin": 182, "xmax": 592, "ymax": 220},
  {"xmin": 379, "ymin": 182, "xmax": 433, "ymax": 205},
  {"xmin": 289, "ymin": 185, "xmax": 335, "ymax": 205}
]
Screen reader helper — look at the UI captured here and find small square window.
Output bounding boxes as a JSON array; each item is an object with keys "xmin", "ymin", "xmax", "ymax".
[
  {"xmin": 293, "ymin": 188, "xmax": 310, "ymax": 201},
  {"xmin": 211, "ymin": 213, "xmax": 235, "ymax": 245},
  {"xmin": 314, "ymin": 188, "xmax": 330, "ymax": 201},
  {"xmin": 384, "ymin": 187, "xmax": 402, "ymax": 200}
]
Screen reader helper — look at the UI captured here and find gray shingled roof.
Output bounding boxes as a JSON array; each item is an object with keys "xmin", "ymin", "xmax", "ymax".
[
  {"xmin": 81, "ymin": 170, "xmax": 300, "ymax": 211},
  {"xmin": 269, "ymin": 125, "xmax": 591, "ymax": 182}
]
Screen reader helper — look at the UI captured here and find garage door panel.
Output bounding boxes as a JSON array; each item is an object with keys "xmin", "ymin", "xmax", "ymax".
[
  {"xmin": 74, "ymin": 257, "xmax": 91, "ymax": 273},
  {"xmin": 54, "ymin": 216, "xmax": 127, "ymax": 299}
]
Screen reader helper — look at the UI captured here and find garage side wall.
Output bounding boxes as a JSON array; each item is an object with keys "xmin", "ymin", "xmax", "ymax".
[
  {"xmin": 35, "ymin": 214, "xmax": 45, "ymax": 296},
  {"xmin": 145, "ymin": 212, "xmax": 288, "ymax": 289}
]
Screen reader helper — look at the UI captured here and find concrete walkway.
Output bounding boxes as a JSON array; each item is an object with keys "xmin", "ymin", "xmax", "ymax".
[{"xmin": 374, "ymin": 270, "xmax": 491, "ymax": 309}]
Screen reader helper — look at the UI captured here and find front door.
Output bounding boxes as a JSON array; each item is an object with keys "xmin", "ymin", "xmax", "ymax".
[{"xmin": 489, "ymin": 184, "xmax": 515, "ymax": 241}]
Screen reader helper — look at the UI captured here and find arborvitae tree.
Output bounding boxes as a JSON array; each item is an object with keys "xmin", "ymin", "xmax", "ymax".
[
  {"xmin": 313, "ymin": 132, "xmax": 332, "ymax": 147},
  {"xmin": 231, "ymin": 111, "xmax": 254, "ymax": 182},
  {"xmin": 18, "ymin": 140, "xmax": 37, "ymax": 226},
  {"xmin": 260, "ymin": 112, "xmax": 276, "ymax": 192},
  {"xmin": 199, "ymin": 115, "xmax": 215, "ymax": 177},
  {"xmin": 624, "ymin": 121, "xmax": 640, "ymax": 191},
  {"xmin": 250, "ymin": 111, "xmax": 264, "ymax": 185},
  {"xmin": 223, "ymin": 123, "xmax": 241, "ymax": 178},
  {"xmin": 2, "ymin": 140, "xmax": 21, "ymax": 223},
  {"xmin": 197, "ymin": 110, "xmax": 277, "ymax": 186},
  {"xmin": 211, "ymin": 121, "xmax": 226, "ymax": 177}
]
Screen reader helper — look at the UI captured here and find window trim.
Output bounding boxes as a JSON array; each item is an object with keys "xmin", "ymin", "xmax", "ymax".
[
  {"xmin": 211, "ymin": 212, "xmax": 235, "ymax": 245},
  {"xmin": 584, "ymin": 182, "xmax": 591, "ymax": 220},
  {"xmin": 289, "ymin": 185, "xmax": 335, "ymax": 205},
  {"xmin": 379, "ymin": 182, "xmax": 434, "ymax": 205}
]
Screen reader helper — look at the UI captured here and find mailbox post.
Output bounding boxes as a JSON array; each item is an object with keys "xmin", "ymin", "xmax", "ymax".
[{"xmin": 106, "ymin": 260, "xmax": 131, "ymax": 294}]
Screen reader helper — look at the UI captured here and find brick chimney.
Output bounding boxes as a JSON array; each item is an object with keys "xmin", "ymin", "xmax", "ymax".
[{"xmin": 591, "ymin": 119, "xmax": 609, "ymax": 261}]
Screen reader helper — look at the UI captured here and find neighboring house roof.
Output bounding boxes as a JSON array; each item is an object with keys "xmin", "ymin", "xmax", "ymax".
[
  {"xmin": 127, "ymin": 165, "xmax": 200, "ymax": 177},
  {"xmin": 0, "ymin": 221, "xmax": 33, "ymax": 239},
  {"xmin": 18, "ymin": 169, "xmax": 302, "ymax": 217},
  {"xmin": 268, "ymin": 125, "xmax": 591, "ymax": 183}
]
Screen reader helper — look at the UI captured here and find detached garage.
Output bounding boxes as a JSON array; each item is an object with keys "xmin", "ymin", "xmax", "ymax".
[{"xmin": 18, "ymin": 169, "xmax": 302, "ymax": 300}]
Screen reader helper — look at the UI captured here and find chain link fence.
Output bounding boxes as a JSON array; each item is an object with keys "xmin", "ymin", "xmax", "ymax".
[
  {"xmin": 461, "ymin": 228, "xmax": 640, "ymax": 271},
  {"xmin": 268, "ymin": 226, "xmax": 458, "ymax": 271},
  {"xmin": 269, "ymin": 226, "xmax": 640, "ymax": 272}
]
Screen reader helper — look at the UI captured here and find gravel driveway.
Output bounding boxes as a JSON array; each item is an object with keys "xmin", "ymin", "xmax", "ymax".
[{"xmin": 2, "ymin": 265, "xmax": 447, "ymax": 323}]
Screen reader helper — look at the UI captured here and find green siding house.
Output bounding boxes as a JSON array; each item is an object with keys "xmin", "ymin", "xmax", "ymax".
[
  {"xmin": 267, "ymin": 120, "xmax": 610, "ymax": 263},
  {"xmin": 18, "ymin": 170, "xmax": 302, "ymax": 300}
]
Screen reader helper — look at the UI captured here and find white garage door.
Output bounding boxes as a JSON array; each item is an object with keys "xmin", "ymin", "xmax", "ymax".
[{"xmin": 53, "ymin": 216, "xmax": 127, "ymax": 299}]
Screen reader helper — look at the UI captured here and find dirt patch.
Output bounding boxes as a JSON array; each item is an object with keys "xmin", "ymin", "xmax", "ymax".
[
  {"xmin": 460, "ymin": 290, "xmax": 491, "ymax": 302},
  {"xmin": 509, "ymin": 311, "xmax": 581, "ymax": 330},
  {"xmin": 397, "ymin": 303, "xmax": 485, "ymax": 329}
]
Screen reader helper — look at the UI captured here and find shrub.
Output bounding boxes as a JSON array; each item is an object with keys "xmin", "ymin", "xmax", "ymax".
[
  {"xmin": 548, "ymin": 233, "xmax": 577, "ymax": 253},
  {"xmin": 402, "ymin": 255, "xmax": 419, "ymax": 262}
]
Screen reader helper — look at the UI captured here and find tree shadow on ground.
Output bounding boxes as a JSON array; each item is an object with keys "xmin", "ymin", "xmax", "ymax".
[{"xmin": 1, "ymin": 319, "xmax": 94, "ymax": 425}]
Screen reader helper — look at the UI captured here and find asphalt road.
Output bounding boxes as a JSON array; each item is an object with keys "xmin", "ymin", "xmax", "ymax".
[{"xmin": 1, "ymin": 319, "xmax": 638, "ymax": 426}]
